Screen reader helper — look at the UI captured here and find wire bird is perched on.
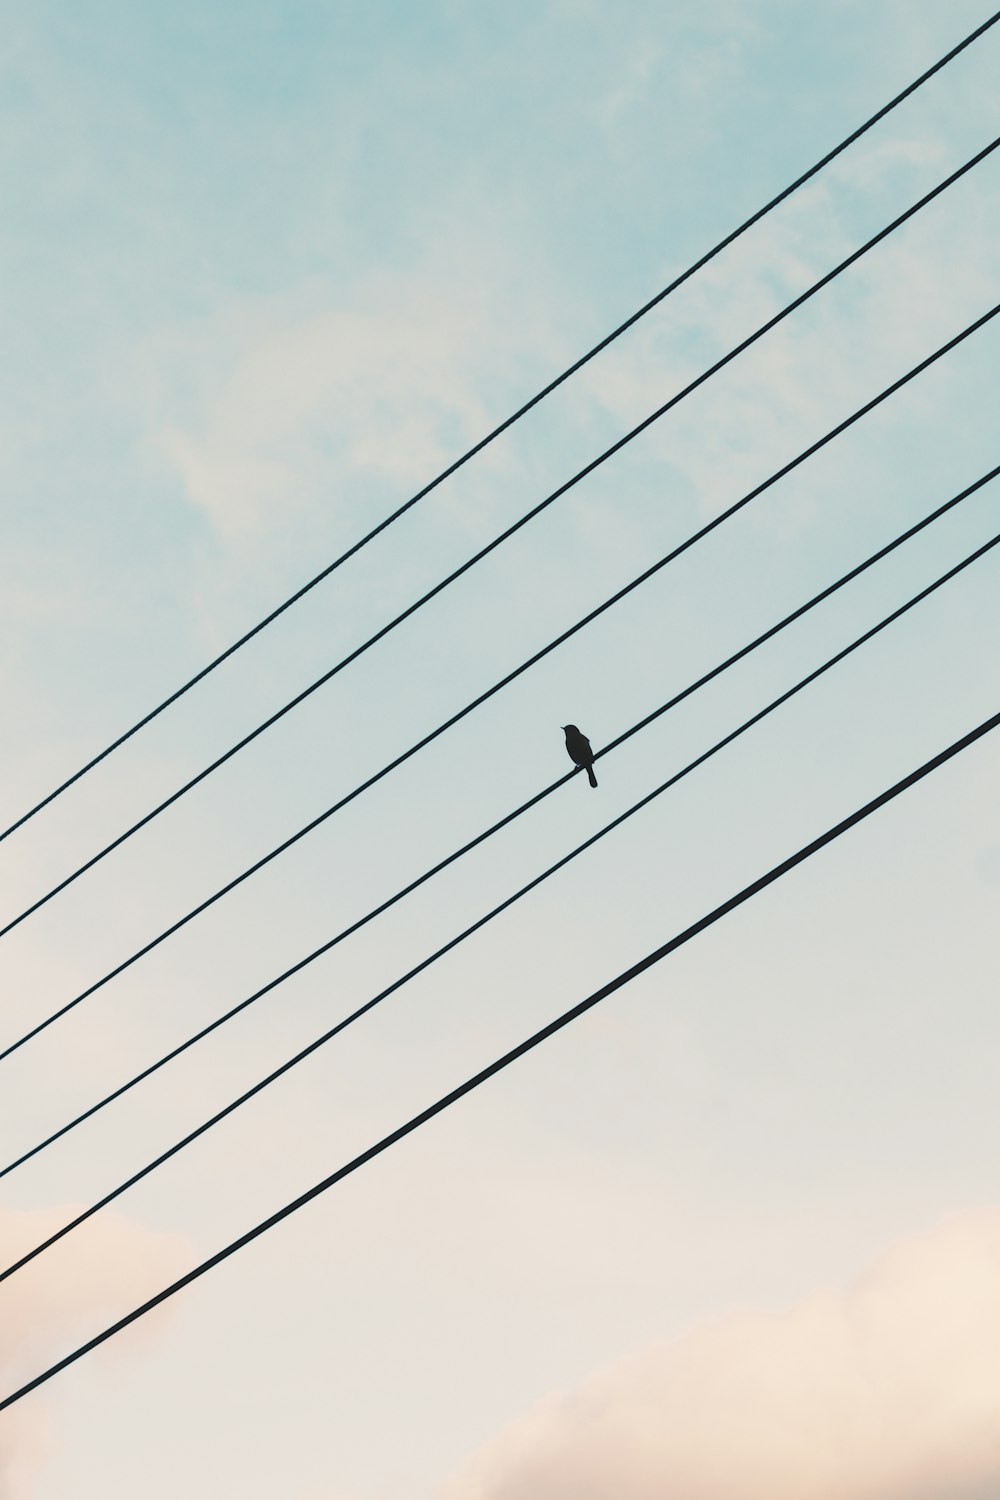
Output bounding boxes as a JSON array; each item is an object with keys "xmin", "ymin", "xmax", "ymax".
[{"xmin": 562, "ymin": 724, "xmax": 598, "ymax": 788}]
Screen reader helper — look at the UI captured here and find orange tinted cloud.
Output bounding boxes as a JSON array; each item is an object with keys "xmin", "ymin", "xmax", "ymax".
[
  {"xmin": 0, "ymin": 1205, "xmax": 188, "ymax": 1498},
  {"xmin": 440, "ymin": 1209, "xmax": 1000, "ymax": 1500}
]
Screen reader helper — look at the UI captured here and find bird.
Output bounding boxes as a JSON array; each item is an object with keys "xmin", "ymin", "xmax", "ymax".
[{"xmin": 562, "ymin": 724, "xmax": 598, "ymax": 788}]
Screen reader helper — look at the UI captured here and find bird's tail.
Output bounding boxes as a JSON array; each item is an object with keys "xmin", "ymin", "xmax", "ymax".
[{"xmin": 587, "ymin": 764, "xmax": 598, "ymax": 789}]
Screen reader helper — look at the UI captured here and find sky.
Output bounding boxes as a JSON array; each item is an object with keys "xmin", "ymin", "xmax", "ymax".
[{"xmin": 0, "ymin": 1, "xmax": 999, "ymax": 1496}]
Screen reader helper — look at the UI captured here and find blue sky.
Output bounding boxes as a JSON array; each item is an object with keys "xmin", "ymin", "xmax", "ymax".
[{"xmin": 1, "ymin": 3, "xmax": 999, "ymax": 1498}]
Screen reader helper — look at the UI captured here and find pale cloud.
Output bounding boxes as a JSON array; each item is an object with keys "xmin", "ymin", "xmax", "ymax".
[
  {"xmin": 595, "ymin": 42, "xmax": 663, "ymax": 133},
  {"xmin": 145, "ymin": 103, "xmax": 995, "ymax": 586},
  {"xmin": 822, "ymin": 135, "xmax": 947, "ymax": 195},
  {"xmin": 574, "ymin": 127, "xmax": 996, "ymax": 539},
  {"xmin": 151, "ymin": 222, "xmax": 565, "ymax": 547},
  {"xmin": 438, "ymin": 1209, "xmax": 1000, "ymax": 1500},
  {"xmin": 0, "ymin": 1206, "xmax": 188, "ymax": 1499}
]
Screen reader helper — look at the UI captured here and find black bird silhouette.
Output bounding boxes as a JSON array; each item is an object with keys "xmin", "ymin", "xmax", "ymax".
[{"xmin": 562, "ymin": 724, "xmax": 598, "ymax": 788}]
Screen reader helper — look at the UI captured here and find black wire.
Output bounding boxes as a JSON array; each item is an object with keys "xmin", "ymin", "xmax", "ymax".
[
  {"xmin": 7, "ymin": 141, "xmax": 995, "ymax": 938},
  {"xmin": 2, "ymin": 301, "xmax": 994, "ymax": 1069},
  {"xmin": 4, "ymin": 8, "xmax": 995, "ymax": 847},
  {"xmin": 3, "ymin": 473, "xmax": 996, "ymax": 1252},
  {"xmin": 4, "ymin": 700, "xmax": 998, "ymax": 1414}
]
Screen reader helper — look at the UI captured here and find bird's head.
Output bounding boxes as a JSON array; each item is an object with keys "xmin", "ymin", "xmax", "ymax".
[{"xmin": 562, "ymin": 724, "xmax": 578, "ymax": 734}]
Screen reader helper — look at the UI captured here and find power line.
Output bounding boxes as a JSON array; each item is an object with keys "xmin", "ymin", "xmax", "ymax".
[
  {"xmin": 3, "ymin": 7, "xmax": 994, "ymax": 847},
  {"xmin": 3, "ymin": 700, "xmax": 997, "ymax": 1411},
  {"xmin": 5, "ymin": 456, "xmax": 995, "ymax": 1170},
  {"xmin": 5, "ymin": 517, "xmax": 999, "ymax": 1279},
  {"xmin": 1, "ymin": 304, "xmax": 993, "ymax": 1069},
  {"xmin": 7, "ymin": 139, "xmax": 994, "ymax": 940}
]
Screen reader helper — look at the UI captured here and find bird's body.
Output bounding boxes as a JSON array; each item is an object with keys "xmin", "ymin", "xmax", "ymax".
[{"xmin": 562, "ymin": 724, "xmax": 598, "ymax": 788}]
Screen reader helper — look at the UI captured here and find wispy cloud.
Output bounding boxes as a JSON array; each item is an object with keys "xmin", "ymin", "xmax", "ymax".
[
  {"xmin": 149, "ymin": 218, "xmax": 565, "ymax": 548},
  {"xmin": 571, "ymin": 128, "xmax": 996, "ymax": 538}
]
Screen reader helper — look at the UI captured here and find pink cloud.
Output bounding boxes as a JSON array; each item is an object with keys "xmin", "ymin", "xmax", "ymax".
[
  {"xmin": 440, "ymin": 1209, "xmax": 1000, "ymax": 1500},
  {"xmin": 0, "ymin": 1205, "xmax": 188, "ymax": 1498}
]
